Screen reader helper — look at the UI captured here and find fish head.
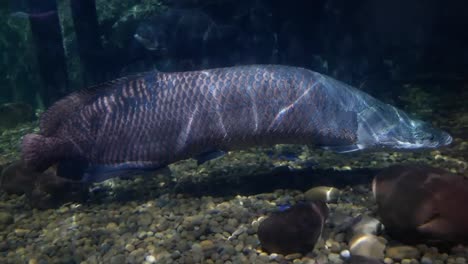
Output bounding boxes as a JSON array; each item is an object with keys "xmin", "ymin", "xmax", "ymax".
[
  {"xmin": 356, "ymin": 103, "xmax": 452, "ymax": 150},
  {"xmin": 134, "ymin": 22, "xmax": 168, "ymax": 53}
]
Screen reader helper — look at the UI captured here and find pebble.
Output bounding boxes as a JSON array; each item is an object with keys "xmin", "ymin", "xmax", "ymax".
[
  {"xmin": 304, "ymin": 186, "xmax": 341, "ymax": 202},
  {"xmin": 349, "ymin": 234, "xmax": 386, "ymax": 259},
  {"xmin": 0, "ymin": 212, "xmax": 13, "ymax": 226},
  {"xmin": 350, "ymin": 216, "xmax": 383, "ymax": 236},
  {"xmin": 200, "ymin": 240, "xmax": 215, "ymax": 251},
  {"xmin": 106, "ymin": 222, "xmax": 118, "ymax": 230},
  {"xmin": 145, "ymin": 255, "xmax": 156, "ymax": 263},
  {"xmin": 340, "ymin": 250, "xmax": 351, "ymax": 259},
  {"xmin": 386, "ymin": 246, "xmax": 421, "ymax": 260},
  {"xmin": 110, "ymin": 254, "xmax": 126, "ymax": 263},
  {"xmin": 14, "ymin": 228, "xmax": 30, "ymax": 236},
  {"xmin": 329, "ymin": 253, "xmax": 343, "ymax": 263},
  {"xmin": 384, "ymin": 257, "xmax": 394, "ymax": 264},
  {"xmin": 125, "ymin": 244, "xmax": 135, "ymax": 252},
  {"xmin": 325, "ymin": 239, "xmax": 341, "ymax": 252},
  {"xmin": 285, "ymin": 253, "xmax": 302, "ymax": 260},
  {"xmin": 335, "ymin": 233, "xmax": 345, "ymax": 242},
  {"xmin": 421, "ymin": 256, "xmax": 433, "ymax": 264}
]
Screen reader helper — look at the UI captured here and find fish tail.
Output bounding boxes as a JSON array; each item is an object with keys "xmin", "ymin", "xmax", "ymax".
[{"xmin": 21, "ymin": 133, "xmax": 71, "ymax": 172}]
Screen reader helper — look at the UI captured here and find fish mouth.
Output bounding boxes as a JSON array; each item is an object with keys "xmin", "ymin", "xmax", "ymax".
[
  {"xmin": 134, "ymin": 34, "xmax": 158, "ymax": 51},
  {"xmin": 440, "ymin": 132, "xmax": 453, "ymax": 146}
]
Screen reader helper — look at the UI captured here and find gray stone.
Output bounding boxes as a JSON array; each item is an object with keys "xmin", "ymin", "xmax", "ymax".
[
  {"xmin": 304, "ymin": 186, "xmax": 341, "ymax": 202},
  {"xmin": 110, "ymin": 254, "xmax": 126, "ymax": 264},
  {"xmin": 386, "ymin": 246, "xmax": 420, "ymax": 261},
  {"xmin": 349, "ymin": 234, "xmax": 386, "ymax": 259},
  {"xmin": 350, "ymin": 215, "xmax": 383, "ymax": 237},
  {"xmin": 0, "ymin": 212, "xmax": 13, "ymax": 227}
]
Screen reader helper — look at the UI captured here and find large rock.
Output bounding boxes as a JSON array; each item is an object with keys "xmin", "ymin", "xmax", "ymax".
[
  {"xmin": 1, "ymin": 161, "xmax": 88, "ymax": 209},
  {"xmin": 346, "ymin": 215, "xmax": 384, "ymax": 241},
  {"xmin": 1, "ymin": 161, "xmax": 36, "ymax": 195},
  {"xmin": 373, "ymin": 164, "xmax": 468, "ymax": 244},
  {"xmin": 257, "ymin": 201, "xmax": 329, "ymax": 254},
  {"xmin": 349, "ymin": 234, "xmax": 386, "ymax": 259},
  {"xmin": 304, "ymin": 186, "xmax": 341, "ymax": 203}
]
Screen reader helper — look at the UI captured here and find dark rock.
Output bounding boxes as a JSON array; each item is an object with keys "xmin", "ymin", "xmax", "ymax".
[
  {"xmin": 0, "ymin": 161, "xmax": 88, "ymax": 209},
  {"xmin": 1, "ymin": 161, "xmax": 36, "ymax": 195},
  {"xmin": 373, "ymin": 164, "xmax": 468, "ymax": 244},
  {"xmin": 0, "ymin": 102, "xmax": 35, "ymax": 129},
  {"xmin": 257, "ymin": 200, "xmax": 329, "ymax": 255}
]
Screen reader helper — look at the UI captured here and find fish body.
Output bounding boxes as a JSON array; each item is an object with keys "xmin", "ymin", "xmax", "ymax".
[{"xmin": 21, "ymin": 65, "xmax": 452, "ymax": 182}]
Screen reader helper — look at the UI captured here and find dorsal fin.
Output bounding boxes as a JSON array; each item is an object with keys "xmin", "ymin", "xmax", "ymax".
[{"xmin": 39, "ymin": 73, "xmax": 149, "ymax": 136}]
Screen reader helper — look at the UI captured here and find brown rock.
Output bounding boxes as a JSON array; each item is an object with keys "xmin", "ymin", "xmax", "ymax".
[
  {"xmin": 257, "ymin": 201, "xmax": 329, "ymax": 255},
  {"xmin": 373, "ymin": 164, "xmax": 468, "ymax": 244}
]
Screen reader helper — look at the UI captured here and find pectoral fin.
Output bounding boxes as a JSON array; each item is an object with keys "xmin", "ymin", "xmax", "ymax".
[
  {"xmin": 322, "ymin": 144, "xmax": 362, "ymax": 153},
  {"xmin": 82, "ymin": 164, "xmax": 169, "ymax": 183}
]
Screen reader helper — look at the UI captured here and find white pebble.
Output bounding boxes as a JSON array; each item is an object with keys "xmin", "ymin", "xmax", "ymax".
[
  {"xmin": 145, "ymin": 255, "xmax": 156, "ymax": 263},
  {"xmin": 340, "ymin": 250, "xmax": 350, "ymax": 259}
]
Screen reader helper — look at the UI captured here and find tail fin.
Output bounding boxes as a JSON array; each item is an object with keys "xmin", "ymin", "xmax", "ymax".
[{"xmin": 21, "ymin": 133, "xmax": 71, "ymax": 172}]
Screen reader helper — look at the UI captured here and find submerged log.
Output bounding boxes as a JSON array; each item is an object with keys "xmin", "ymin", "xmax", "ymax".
[
  {"xmin": 27, "ymin": 0, "xmax": 69, "ymax": 107},
  {"xmin": 70, "ymin": 0, "xmax": 105, "ymax": 85}
]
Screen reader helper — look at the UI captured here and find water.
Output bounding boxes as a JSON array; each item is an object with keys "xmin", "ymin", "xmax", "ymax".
[{"xmin": 0, "ymin": 0, "xmax": 467, "ymax": 263}]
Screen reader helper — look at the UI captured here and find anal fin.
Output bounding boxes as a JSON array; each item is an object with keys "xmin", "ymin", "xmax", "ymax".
[{"xmin": 322, "ymin": 144, "xmax": 363, "ymax": 153}]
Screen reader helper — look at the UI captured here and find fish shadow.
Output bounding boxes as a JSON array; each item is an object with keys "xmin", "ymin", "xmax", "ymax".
[{"xmin": 171, "ymin": 166, "xmax": 378, "ymax": 197}]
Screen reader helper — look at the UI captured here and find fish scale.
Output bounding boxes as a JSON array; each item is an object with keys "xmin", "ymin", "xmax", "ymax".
[{"xmin": 20, "ymin": 65, "xmax": 452, "ymax": 182}]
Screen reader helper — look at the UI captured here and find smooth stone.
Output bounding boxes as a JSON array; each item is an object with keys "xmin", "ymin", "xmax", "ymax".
[
  {"xmin": 340, "ymin": 249, "xmax": 351, "ymax": 259},
  {"xmin": 349, "ymin": 234, "xmax": 386, "ymax": 259},
  {"xmin": 351, "ymin": 216, "xmax": 383, "ymax": 237},
  {"xmin": 200, "ymin": 240, "xmax": 215, "ymax": 251},
  {"xmin": 106, "ymin": 222, "xmax": 118, "ymax": 230},
  {"xmin": 331, "ymin": 242, "xmax": 341, "ymax": 253},
  {"xmin": 421, "ymin": 256, "xmax": 433, "ymax": 264},
  {"xmin": 14, "ymin": 228, "xmax": 30, "ymax": 236},
  {"xmin": 145, "ymin": 255, "xmax": 156, "ymax": 263},
  {"xmin": 386, "ymin": 246, "xmax": 421, "ymax": 261},
  {"xmin": 0, "ymin": 212, "xmax": 13, "ymax": 227},
  {"xmin": 335, "ymin": 233, "xmax": 346, "ymax": 242},
  {"xmin": 285, "ymin": 253, "xmax": 302, "ymax": 260},
  {"xmin": 328, "ymin": 253, "xmax": 343, "ymax": 263},
  {"xmin": 304, "ymin": 186, "xmax": 341, "ymax": 203},
  {"xmin": 110, "ymin": 254, "xmax": 126, "ymax": 263},
  {"xmin": 125, "ymin": 244, "xmax": 135, "ymax": 252}
]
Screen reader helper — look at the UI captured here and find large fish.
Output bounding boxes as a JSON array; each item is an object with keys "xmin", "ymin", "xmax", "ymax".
[{"xmin": 21, "ymin": 65, "xmax": 452, "ymax": 182}]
